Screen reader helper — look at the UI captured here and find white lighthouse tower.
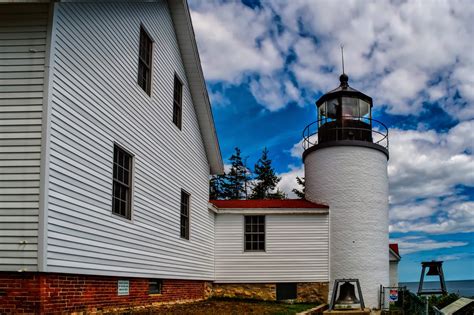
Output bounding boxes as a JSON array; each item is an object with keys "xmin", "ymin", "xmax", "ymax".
[{"xmin": 303, "ymin": 73, "xmax": 390, "ymax": 309}]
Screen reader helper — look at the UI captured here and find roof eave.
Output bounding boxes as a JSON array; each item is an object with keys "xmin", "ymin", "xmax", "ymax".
[
  {"xmin": 316, "ymin": 90, "xmax": 373, "ymax": 107},
  {"xmin": 167, "ymin": 0, "xmax": 224, "ymax": 175},
  {"xmin": 389, "ymin": 248, "xmax": 401, "ymax": 261},
  {"xmin": 212, "ymin": 208, "xmax": 329, "ymax": 215}
]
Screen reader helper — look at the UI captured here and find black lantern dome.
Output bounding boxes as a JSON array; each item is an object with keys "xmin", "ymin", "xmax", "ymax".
[
  {"xmin": 302, "ymin": 73, "xmax": 389, "ymax": 159},
  {"xmin": 316, "ymin": 74, "xmax": 373, "ymax": 143}
]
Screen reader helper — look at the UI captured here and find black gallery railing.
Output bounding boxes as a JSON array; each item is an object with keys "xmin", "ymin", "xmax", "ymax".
[{"xmin": 302, "ymin": 116, "xmax": 389, "ymax": 151}]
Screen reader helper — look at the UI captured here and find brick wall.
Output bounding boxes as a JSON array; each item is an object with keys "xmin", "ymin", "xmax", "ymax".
[{"xmin": 0, "ymin": 272, "xmax": 207, "ymax": 314}]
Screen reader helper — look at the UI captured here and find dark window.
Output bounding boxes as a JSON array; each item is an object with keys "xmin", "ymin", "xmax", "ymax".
[
  {"xmin": 276, "ymin": 283, "xmax": 297, "ymax": 300},
  {"xmin": 244, "ymin": 216, "xmax": 265, "ymax": 251},
  {"xmin": 112, "ymin": 145, "xmax": 132, "ymax": 219},
  {"xmin": 138, "ymin": 26, "xmax": 153, "ymax": 95},
  {"xmin": 180, "ymin": 190, "xmax": 190, "ymax": 239},
  {"xmin": 149, "ymin": 279, "xmax": 162, "ymax": 294},
  {"xmin": 173, "ymin": 75, "xmax": 183, "ymax": 129}
]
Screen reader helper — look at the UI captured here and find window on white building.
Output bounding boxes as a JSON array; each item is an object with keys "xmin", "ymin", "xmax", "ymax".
[
  {"xmin": 173, "ymin": 75, "xmax": 183, "ymax": 129},
  {"xmin": 138, "ymin": 26, "xmax": 153, "ymax": 95},
  {"xmin": 244, "ymin": 216, "xmax": 265, "ymax": 251},
  {"xmin": 112, "ymin": 145, "xmax": 133, "ymax": 219},
  {"xmin": 180, "ymin": 190, "xmax": 190, "ymax": 239}
]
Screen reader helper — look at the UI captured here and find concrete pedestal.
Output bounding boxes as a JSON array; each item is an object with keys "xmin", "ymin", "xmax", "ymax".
[{"xmin": 323, "ymin": 308, "xmax": 371, "ymax": 315}]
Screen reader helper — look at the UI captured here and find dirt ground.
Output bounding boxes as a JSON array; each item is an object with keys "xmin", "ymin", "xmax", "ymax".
[{"xmin": 130, "ymin": 299, "xmax": 318, "ymax": 315}]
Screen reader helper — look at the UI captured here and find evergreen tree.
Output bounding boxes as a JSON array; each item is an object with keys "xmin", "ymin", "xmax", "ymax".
[
  {"xmin": 242, "ymin": 156, "xmax": 252, "ymax": 199},
  {"xmin": 292, "ymin": 176, "xmax": 305, "ymax": 199},
  {"xmin": 209, "ymin": 174, "xmax": 226, "ymax": 200},
  {"xmin": 267, "ymin": 188, "xmax": 286, "ymax": 200},
  {"xmin": 223, "ymin": 147, "xmax": 250, "ymax": 199},
  {"xmin": 250, "ymin": 148, "xmax": 284, "ymax": 199}
]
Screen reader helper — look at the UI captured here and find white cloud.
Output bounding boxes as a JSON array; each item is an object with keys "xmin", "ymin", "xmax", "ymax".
[
  {"xmin": 388, "ymin": 121, "xmax": 474, "ymax": 205},
  {"xmin": 387, "ymin": 121, "xmax": 474, "ymax": 234},
  {"xmin": 290, "ymin": 140, "xmax": 304, "ymax": 159},
  {"xmin": 276, "ymin": 164, "xmax": 304, "ymax": 199},
  {"xmin": 436, "ymin": 253, "xmax": 473, "ymax": 262},
  {"xmin": 289, "ymin": 134, "xmax": 317, "ymax": 159},
  {"xmin": 390, "ymin": 236, "xmax": 468, "ymax": 255},
  {"xmin": 389, "ymin": 199, "xmax": 439, "ymax": 221},
  {"xmin": 378, "ymin": 69, "xmax": 428, "ymax": 114},
  {"xmin": 190, "ymin": 0, "xmax": 474, "ymax": 118},
  {"xmin": 208, "ymin": 88, "xmax": 230, "ymax": 107},
  {"xmin": 390, "ymin": 201, "xmax": 474, "ymax": 234},
  {"xmin": 190, "ymin": 2, "xmax": 283, "ymax": 83},
  {"xmin": 249, "ymin": 75, "xmax": 302, "ymax": 111}
]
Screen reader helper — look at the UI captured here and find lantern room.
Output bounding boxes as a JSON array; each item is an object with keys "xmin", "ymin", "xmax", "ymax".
[
  {"xmin": 316, "ymin": 73, "xmax": 373, "ymax": 143},
  {"xmin": 302, "ymin": 73, "xmax": 389, "ymax": 160}
]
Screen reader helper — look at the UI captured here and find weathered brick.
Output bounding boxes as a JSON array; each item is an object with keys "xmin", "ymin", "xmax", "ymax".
[{"xmin": 0, "ymin": 272, "xmax": 207, "ymax": 314}]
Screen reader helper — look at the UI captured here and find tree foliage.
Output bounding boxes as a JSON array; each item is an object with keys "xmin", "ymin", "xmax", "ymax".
[
  {"xmin": 209, "ymin": 174, "xmax": 226, "ymax": 200},
  {"xmin": 292, "ymin": 176, "xmax": 305, "ymax": 199},
  {"xmin": 250, "ymin": 148, "xmax": 285, "ymax": 199},
  {"xmin": 222, "ymin": 147, "xmax": 251, "ymax": 199},
  {"xmin": 209, "ymin": 147, "xmax": 287, "ymax": 200}
]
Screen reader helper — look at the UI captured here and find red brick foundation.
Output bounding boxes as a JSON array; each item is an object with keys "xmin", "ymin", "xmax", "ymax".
[{"xmin": 0, "ymin": 272, "xmax": 208, "ymax": 314}]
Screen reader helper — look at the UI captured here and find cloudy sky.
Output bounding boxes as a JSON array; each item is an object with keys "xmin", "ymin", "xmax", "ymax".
[{"xmin": 188, "ymin": 0, "xmax": 474, "ymax": 282}]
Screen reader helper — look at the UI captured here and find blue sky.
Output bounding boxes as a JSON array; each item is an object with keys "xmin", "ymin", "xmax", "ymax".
[{"xmin": 188, "ymin": 0, "xmax": 474, "ymax": 281}]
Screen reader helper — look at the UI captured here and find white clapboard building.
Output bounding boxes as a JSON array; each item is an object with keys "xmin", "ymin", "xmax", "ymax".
[{"xmin": 0, "ymin": 0, "xmax": 399, "ymax": 313}]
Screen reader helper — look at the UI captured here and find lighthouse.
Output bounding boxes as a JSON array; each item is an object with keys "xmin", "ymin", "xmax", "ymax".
[{"xmin": 303, "ymin": 73, "xmax": 390, "ymax": 308}]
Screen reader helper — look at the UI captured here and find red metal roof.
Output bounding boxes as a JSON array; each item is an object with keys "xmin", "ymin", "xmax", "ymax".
[
  {"xmin": 389, "ymin": 243, "xmax": 400, "ymax": 256},
  {"xmin": 210, "ymin": 199, "xmax": 329, "ymax": 209}
]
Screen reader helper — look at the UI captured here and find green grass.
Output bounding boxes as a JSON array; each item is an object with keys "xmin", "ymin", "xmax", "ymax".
[
  {"xmin": 208, "ymin": 298, "xmax": 318, "ymax": 314},
  {"xmin": 272, "ymin": 303, "xmax": 318, "ymax": 315}
]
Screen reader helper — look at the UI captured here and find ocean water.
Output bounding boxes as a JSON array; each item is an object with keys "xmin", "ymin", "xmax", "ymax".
[{"xmin": 400, "ymin": 280, "xmax": 474, "ymax": 297}]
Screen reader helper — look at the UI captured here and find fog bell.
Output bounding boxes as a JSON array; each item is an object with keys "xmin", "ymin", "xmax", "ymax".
[
  {"xmin": 335, "ymin": 281, "xmax": 360, "ymax": 305},
  {"xmin": 426, "ymin": 265, "xmax": 440, "ymax": 276}
]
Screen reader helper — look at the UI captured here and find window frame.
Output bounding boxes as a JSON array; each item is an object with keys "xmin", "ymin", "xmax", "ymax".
[
  {"xmin": 137, "ymin": 25, "xmax": 154, "ymax": 96},
  {"xmin": 172, "ymin": 74, "xmax": 183, "ymax": 129},
  {"xmin": 180, "ymin": 190, "xmax": 190, "ymax": 240},
  {"xmin": 112, "ymin": 144, "xmax": 134, "ymax": 220},
  {"xmin": 149, "ymin": 279, "xmax": 163, "ymax": 295},
  {"xmin": 244, "ymin": 215, "xmax": 266, "ymax": 252}
]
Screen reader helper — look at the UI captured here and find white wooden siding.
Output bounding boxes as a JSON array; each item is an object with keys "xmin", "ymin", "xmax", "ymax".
[
  {"xmin": 215, "ymin": 214, "xmax": 329, "ymax": 283},
  {"xmin": 46, "ymin": 2, "xmax": 214, "ymax": 279},
  {"xmin": 0, "ymin": 4, "xmax": 50, "ymax": 272}
]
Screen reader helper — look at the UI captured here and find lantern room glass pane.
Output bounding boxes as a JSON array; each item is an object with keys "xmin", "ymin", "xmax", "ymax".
[
  {"xmin": 318, "ymin": 102, "xmax": 326, "ymax": 127},
  {"xmin": 342, "ymin": 97, "xmax": 359, "ymax": 118},
  {"xmin": 327, "ymin": 98, "xmax": 338, "ymax": 120},
  {"xmin": 318, "ymin": 102, "xmax": 326, "ymax": 119},
  {"xmin": 360, "ymin": 100, "xmax": 370, "ymax": 119}
]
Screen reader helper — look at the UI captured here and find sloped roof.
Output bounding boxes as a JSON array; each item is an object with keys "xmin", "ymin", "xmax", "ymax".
[
  {"xmin": 167, "ymin": 0, "xmax": 224, "ymax": 174},
  {"xmin": 389, "ymin": 243, "xmax": 401, "ymax": 261},
  {"xmin": 389, "ymin": 243, "xmax": 400, "ymax": 256},
  {"xmin": 210, "ymin": 199, "xmax": 329, "ymax": 209},
  {"xmin": 440, "ymin": 297, "xmax": 474, "ymax": 315}
]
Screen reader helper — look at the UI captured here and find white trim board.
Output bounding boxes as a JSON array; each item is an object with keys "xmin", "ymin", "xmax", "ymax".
[{"xmin": 212, "ymin": 208, "xmax": 329, "ymax": 215}]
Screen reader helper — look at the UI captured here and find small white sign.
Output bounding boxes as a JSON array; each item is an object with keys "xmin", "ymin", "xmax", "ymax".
[{"xmin": 117, "ymin": 280, "xmax": 129, "ymax": 296}]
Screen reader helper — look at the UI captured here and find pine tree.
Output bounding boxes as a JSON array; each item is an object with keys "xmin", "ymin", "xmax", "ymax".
[
  {"xmin": 223, "ymin": 147, "xmax": 250, "ymax": 199},
  {"xmin": 209, "ymin": 174, "xmax": 226, "ymax": 200},
  {"xmin": 250, "ymin": 148, "xmax": 284, "ymax": 199},
  {"xmin": 267, "ymin": 188, "xmax": 286, "ymax": 199},
  {"xmin": 292, "ymin": 176, "xmax": 305, "ymax": 199},
  {"xmin": 242, "ymin": 156, "xmax": 252, "ymax": 199}
]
